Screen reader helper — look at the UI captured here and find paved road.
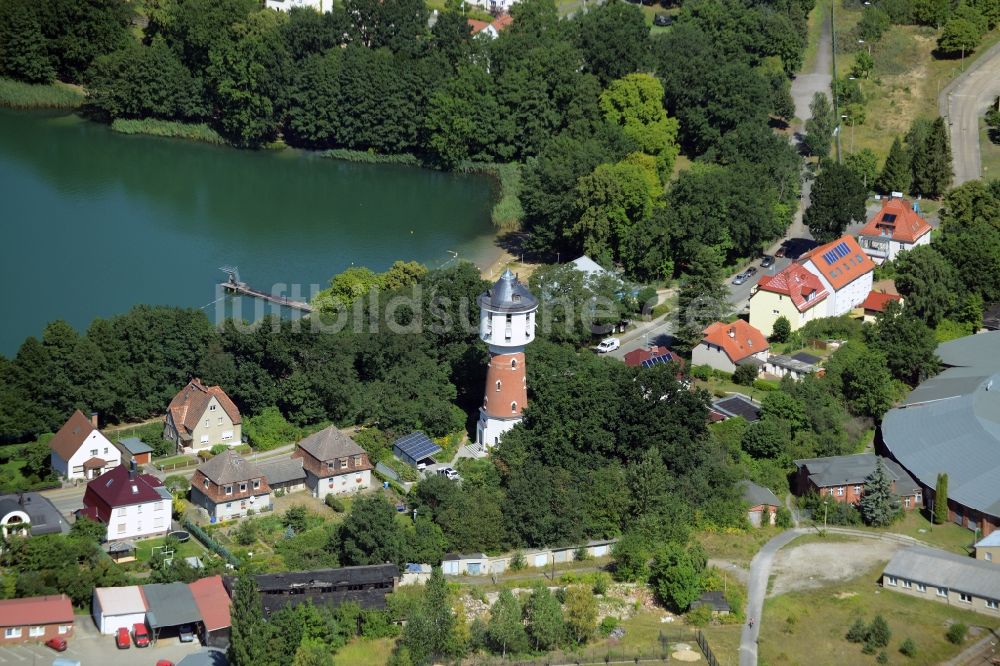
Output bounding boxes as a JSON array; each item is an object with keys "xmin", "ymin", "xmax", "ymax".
[
  {"xmin": 940, "ymin": 40, "xmax": 1000, "ymax": 185},
  {"xmin": 739, "ymin": 528, "xmax": 806, "ymax": 666},
  {"xmin": 792, "ymin": 7, "xmax": 833, "ymax": 123}
]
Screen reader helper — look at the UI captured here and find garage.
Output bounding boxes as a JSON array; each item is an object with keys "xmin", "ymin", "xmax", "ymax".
[
  {"xmin": 92, "ymin": 586, "xmax": 147, "ymax": 635},
  {"xmin": 142, "ymin": 582, "xmax": 202, "ymax": 644}
]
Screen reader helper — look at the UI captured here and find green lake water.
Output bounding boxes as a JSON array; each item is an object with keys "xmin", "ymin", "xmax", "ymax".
[{"xmin": 0, "ymin": 110, "xmax": 499, "ymax": 356}]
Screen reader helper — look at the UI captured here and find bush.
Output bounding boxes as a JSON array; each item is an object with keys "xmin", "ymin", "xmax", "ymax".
[
  {"xmin": 775, "ymin": 506, "xmax": 793, "ymax": 528},
  {"xmin": 686, "ymin": 604, "xmax": 713, "ymax": 627},
  {"xmin": 847, "ymin": 617, "xmax": 868, "ymax": 643},
  {"xmin": 575, "ymin": 546, "xmax": 591, "ymax": 561},
  {"xmin": 210, "ymin": 444, "xmax": 230, "ymax": 456},
  {"xmin": 325, "ymin": 494, "xmax": 345, "ymax": 512},
  {"xmin": 510, "ymin": 551, "xmax": 526, "ymax": 571},
  {"xmin": 691, "ymin": 365, "xmax": 713, "ymax": 381},
  {"xmin": 243, "ymin": 406, "xmax": 301, "ymax": 451},
  {"xmin": 899, "ymin": 637, "xmax": 917, "ymax": 657},
  {"xmin": 946, "ymin": 622, "xmax": 967, "ymax": 645},
  {"xmin": 593, "ymin": 573, "xmax": 609, "ymax": 595},
  {"xmin": 598, "ymin": 616, "xmax": 620, "ymax": 636},
  {"xmin": 733, "ymin": 364, "xmax": 758, "ymax": 386},
  {"xmin": 197, "ymin": 450, "xmax": 212, "ymax": 461},
  {"xmin": 752, "ymin": 379, "xmax": 779, "ymax": 391},
  {"xmin": 867, "ymin": 615, "xmax": 891, "ymax": 648},
  {"xmin": 876, "ymin": 650, "xmax": 889, "ymax": 664},
  {"xmin": 771, "ymin": 316, "xmax": 791, "ymax": 343},
  {"xmin": 233, "ymin": 519, "xmax": 258, "ymax": 546}
]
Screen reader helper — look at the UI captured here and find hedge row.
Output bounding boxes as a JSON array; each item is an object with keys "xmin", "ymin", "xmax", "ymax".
[{"xmin": 182, "ymin": 518, "xmax": 240, "ymax": 568}]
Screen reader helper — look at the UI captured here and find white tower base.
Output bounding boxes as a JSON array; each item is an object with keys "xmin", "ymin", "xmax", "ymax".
[{"xmin": 477, "ymin": 409, "xmax": 521, "ymax": 450}]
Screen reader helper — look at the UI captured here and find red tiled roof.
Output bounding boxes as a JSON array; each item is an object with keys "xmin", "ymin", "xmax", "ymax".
[
  {"xmin": 0, "ymin": 595, "xmax": 73, "ymax": 627},
  {"xmin": 467, "ymin": 18, "xmax": 490, "ymax": 34},
  {"xmin": 491, "ymin": 13, "xmax": 513, "ymax": 30},
  {"xmin": 189, "ymin": 576, "xmax": 231, "ymax": 631},
  {"xmin": 167, "ymin": 379, "xmax": 241, "ymax": 441},
  {"xmin": 623, "ymin": 346, "xmax": 685, "ymax": 369},
  {"xmin": 801, "ymin": 235, "xmax": 876, "ymax": 291},
  {"xmin": 756, "ymin": 263, "xmax": 829, "ymax": 312},
  {"xmin": 861, "ymin": 291, "xmax": 902, "ymax": 313},
  {"xmin": 701, "ymin": 320, "xmax": 769, "ymax": 364},
  {"xmin": 858, "ymin": 198, "xmax": 932, "ymax": 244},
  {"xmin": 82, "ymin": 465, "xmax": 166, "ymax": 521},
  {"xmin": 48, "ymin": 410, "xmax": 99, "ymax": 462}
]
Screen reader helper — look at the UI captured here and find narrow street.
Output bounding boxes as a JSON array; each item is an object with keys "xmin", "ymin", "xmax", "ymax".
[{"xmin": 939, "ymin": 40, "xmax": 1000, "ymax": 185}]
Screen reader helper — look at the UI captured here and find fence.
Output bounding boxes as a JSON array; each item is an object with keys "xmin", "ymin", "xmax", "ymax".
[
  {"xmin": 181, "ymin": 517, "xmax": 240, "ymax": 568},
  {"xmin": 460, "ymin": 630, "xmax": 719, "ymax": 665}
]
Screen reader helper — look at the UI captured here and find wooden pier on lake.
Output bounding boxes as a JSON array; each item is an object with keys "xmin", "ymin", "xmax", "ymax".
[{"xmin": 219, "ymin": 266, "xmax": 313, "ymax": 313}]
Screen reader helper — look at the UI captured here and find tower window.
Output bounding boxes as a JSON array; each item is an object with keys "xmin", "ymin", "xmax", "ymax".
[
  {"xmin": 511, "ymin": 401, "xmax": 517, "ymax": 413},
  {"xmin": 511, "ymin": 359, "xmax": 517, "ymax": 369},
  {"xmin": 496, "ymin": 380, "xmax": 501, "ymax": 392}
]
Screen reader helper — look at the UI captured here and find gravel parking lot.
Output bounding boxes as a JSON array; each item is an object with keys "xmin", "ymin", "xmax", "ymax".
[{"xmin": 768, "ymin": 539, "xmax": 901, "ymax": 598}]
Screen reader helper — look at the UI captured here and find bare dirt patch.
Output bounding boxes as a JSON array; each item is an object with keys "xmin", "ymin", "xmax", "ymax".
[{"xmin": 768, "ymin": 539, "xmax": 900, "ymax": 597}]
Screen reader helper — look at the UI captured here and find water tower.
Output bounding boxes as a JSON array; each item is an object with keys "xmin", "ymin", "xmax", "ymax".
[{"xmin": 476, "ymin": 268, "xmax": 538, "ymax": 449}]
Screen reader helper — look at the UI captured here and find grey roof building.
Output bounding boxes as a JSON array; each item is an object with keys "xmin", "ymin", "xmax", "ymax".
[
  {"xmin": 794, "ymin": 453, "xmax": 921, "ymax": 502},
  {"xmin": 116, "ymin": 437, "xmax": 154, "ymax": 457},
  {"xmin": 740, "ymin": 481, "xmax": 780, "ymax": 507},
  {"xmin": 257, "ymin": 457, "xmax": 305, "ymax": 488},
  {"xmin": 230, "ymin": 564, "xmax": 398, "ymax": 618},
  {"xmin": 0, "ymin": 492, "xmax": 68, "ymax": 537},
  {"xmin": 142, "ymin": 582, "xmax": 202, "ymax": 631},
  {"xmin": 882, "ymin": 547, "xmax": 1000, "ymax": 615},
  {"xmin": 881, "ymin": 348, "xmax": 1000, "ymax": 534},
  {"xmin": 297, "ymin": 425, "xmax": 366, "ymax": 462},
  {"xmin": 711, "ymin": 395, "xmax": 760, "ymax": 422}
]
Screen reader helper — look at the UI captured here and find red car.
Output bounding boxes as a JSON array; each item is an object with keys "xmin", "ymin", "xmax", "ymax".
[
  {"xmin": 132, "ymin": 623, "xmax": 150, "ymax": 648},
  {"xmin": 155, "ymin": 661, "xmax": 175, "ymax": 666},
  {"xmin": 115, "ymin": 626, "xmax": 130, "ymax": 649},
  {"xmin": 44, "ymin": 637, "xmax": 67, "ymax": 652}
]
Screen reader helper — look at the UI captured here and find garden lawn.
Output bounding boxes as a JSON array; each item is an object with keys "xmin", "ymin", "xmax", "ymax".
[
  {"xmin": 887, "ymin": 510, "xmax": 978, "ymax": 555},
  {"xmin": 759, "ymin": 562, "xmax": 999, "ymax": 665},
  {"xmin": 336, "ymin": 637, "xmax": 395, "ymax": 666},
  {"xmin": 697, "ymin": 624, "xmax": 742, "ymax": 666},
  {"xmin": 135, "ymin": 535, "xmax": 207, "ymax": 563},
  {"xmin": 696, "ymin": 528, "xmax": 781, "ymax": 568}
]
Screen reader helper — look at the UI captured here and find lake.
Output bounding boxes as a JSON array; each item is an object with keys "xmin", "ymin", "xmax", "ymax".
[{"xmin": 0, "ymin": 110, "xmax": 499, "ymax": 356}]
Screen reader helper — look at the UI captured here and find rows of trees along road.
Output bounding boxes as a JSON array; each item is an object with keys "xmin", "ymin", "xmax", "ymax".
[{"xmin": 0, "ymin": 0, "xmax": 812, "ymax": 280}]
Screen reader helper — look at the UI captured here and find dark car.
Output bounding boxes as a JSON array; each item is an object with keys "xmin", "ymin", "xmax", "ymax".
[
  {"xmin": 760, "ymin": 255, "xmax": 775, "ymax": 268},
  {"xmin": 653, "ymin": 14, "xmax": 674, "ymax": 26},
  {"xmin": 744, "ymin": 267, "xmax": 758, "ymax": 277},
  {"xmin": 45, "ymin": 637, "xmax": 68, "ymax": 652},
  {"xmin": 775, "ymin": 246, "xmax": 787, "ymax": 258},
  {"xmin": 178, "ymin": 624, "xmax": 195, "ymax": 643}
]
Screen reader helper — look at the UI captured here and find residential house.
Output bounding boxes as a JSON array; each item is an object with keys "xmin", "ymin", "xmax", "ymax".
[
  {"xmin": 763, "ymin": 354, "xmax": 817, "ymax": 380},
  {"xmin": 859, "ymin": 291, "xmax": 903, "ymax": 323},
  {"xmin": 798, "ymin": 235, "xmax": 876, "ymax": 317},
  {"xmin": 164, "ymin": 379, "xmax": 242, "ymax": 453},
  {"xmin": 741, "ymin": 480, "xmax": 780, "ymax": 527},
  {"xmin": 48, "ymin": 410, "xmax": 121, "ymax": 481},
  {"xmin": 710, "ymin": 395, "xmax": 761, "ymax": 423},
  {"xmin": 793, "ymin": 453, "xmax": 923, "ymax": 510},
  {"xmin": 188, "ymin": 576, "xmax": 232, "ymax": 649},
  {"xmin": 293, "ymin": 425, "xmax": 372, "ymax": 497},
  {"xmin": 858, "ymin": 197, "xmax": 933, "ymax": 265},
  {"xmin": 258, "ymin": 457, "xmax": 306, "ymax": 495},
  {"xmin": 467, "ymin": 18, "xmax": 499, "ymax": 38},
  {"xmin": 233, "ymin": 565, "xmax": 398, "ymax": 619},
  {"xmin": 882, "ymin": 547, "xmax": 1000, "ymax": 616},
  {"xmin": 0, "ymin": 595, "xmax": 74, "ymax": 645},
  {"xmin": 0, "ymin": 492, "xmax": 67, "ymax": 539},
  {"xmin": 79, "ymin": 462, "xmax": 172, "ymax": 541},
  {"xmin": 976, "ymin": 532, "xmax": 1000, "ymax": 564},
  {"xmin": 623, "ymin": 345, "xmax": 685, "ymax": 371},
  {"xmin": 92, "ymin": 586, "xmax": 147, "ymax": 634},
  {"xmin": 692, "ymin": 320, "xmax": 769, "ymax": 374},
  {"xmin": 114, "ymin": 437, "xmax": 154, "ymax": 466},
  {"xmin": 190, "ymin": 450, "xmax": 270, "ymax": 522},
  {"xmin": 750, "ymin": 263, "xmax": 828, "ymax": 337},
  {"xmin": 881, "ymin": 337, "xmax": 1000, "ymax": 537}
]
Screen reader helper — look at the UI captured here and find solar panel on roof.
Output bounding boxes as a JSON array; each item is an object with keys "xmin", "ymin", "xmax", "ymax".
[
  {"xmin": 883, "ymin": 213, "xmax": 897, "ymax": 223},
  {"xmin": 640, "ymin": 353, "xmax": 674, "ymax": 369},
  {"xmin": 393, "ymin": 431, "xmax": 442, "ymax": 461}
]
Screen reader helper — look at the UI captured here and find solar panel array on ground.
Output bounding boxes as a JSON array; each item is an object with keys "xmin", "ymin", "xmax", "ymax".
[
  {"xmin": 640, "ymin": 353, "xmax": 675, "ymax": 369},
  {"xmin": 392, "ymin": 432, "xmax": 441, "ymax": 462}
]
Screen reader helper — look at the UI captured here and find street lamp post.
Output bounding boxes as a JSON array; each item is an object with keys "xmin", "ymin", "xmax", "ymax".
[{"xmin": 842, "ymin": 114, "xmax": 855, "ymax": 152}]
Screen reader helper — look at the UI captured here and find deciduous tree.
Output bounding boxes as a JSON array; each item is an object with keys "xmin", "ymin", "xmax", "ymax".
[{"xmin": 804, "ymin": 92, "xmax": 834, "ymax": 158}]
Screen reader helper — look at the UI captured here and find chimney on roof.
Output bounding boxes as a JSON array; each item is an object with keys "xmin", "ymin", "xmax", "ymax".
[
  {"xmin": 90, "ymin": 412, "xmax": 98, "ymax": 428},
  {"xmin": 129, "ymin": 458, "xmax": 137, "ymax": 479},
  {"xmin": 728, "ymin": 328, "xmax": 735, "ymax": 338}
]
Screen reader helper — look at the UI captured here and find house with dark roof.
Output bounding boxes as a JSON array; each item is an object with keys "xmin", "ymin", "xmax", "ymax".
[
  {"xmin": 710, "ymin": 395, "xmax": 761, "ymax": 423},
  {"xmin": 740, "ymin": 480, "xmax": 781, "ymax": 527},
  {"xmin": 763, "ymin": 354, "xmax": 818, "ymax": 381},
  {"xmin": 0, "ymin": 492, "xmax": 67, "ymax": 539},
  {"xmin": 164, "ymin": 379, "xmax": 242, "ymax": 453},
  {"xmin": 80, "ymin": 462, "xmax": 172, "ymax": 541},
  {"xmin": 292, "ymin": 425, "xmax": 372, "ymax": 498},
  {"xmin": 230, "ymin": 565, "xmax": 398, "ymax": 619},
  {"xmin": 623, "ymin": 345, "xmax": 685, "ymax": 371},
  {"xmin": 115, "ymin": 437, "xmax": 154, "ymax": 466},
  {"xmin": 858, "ymin": 197, "xmax": 933, "ymax": 265},
  {"xmin": 793, "ymin": 453, "xmax": 922, "ymax": 510},
  {"xmin": 48, "ymin": 410, "xmax": 121, "ymax": 481},
  {"xmin": 257, "ymin": 457, "xmax": 306, "ymax": 495},
  {"xmin": 692, "ymin": 320, "xmax": 770, "ymax": 374},
  {"xmin": 0, "ymin": 595, "xmax": 74, "ymax": 645},
  {"xmin": 749, "ymin": 263, "xmax": 829, "ymax": 337},
  {"xmin": 880, "ymin": 334, "xmax": 1000, "ymax": 537},
  {"xmin": 799, "ymin": 235, "xmax": 876, "ymax": 318},
  {"xmin": 190, "ymin": 450, "xmax": 270, "ymax": 522},
  {"xmin": 882, "ymin": 547, "xmax": 1000, "ymax": 616}
]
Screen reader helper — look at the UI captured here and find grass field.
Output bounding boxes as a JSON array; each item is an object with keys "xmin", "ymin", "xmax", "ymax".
[
  {"xmin": 134, "ymin": 535, "xmax": 207, "ymax": 563},
  {"xmin": 760, "ymin": 562, "xmax": 1000, "ymax": 665},
  {"xmin": 336, "ymin": 636, "xmax": 395, "ymax": 665},
  {"xmin": 696, "ymin": 527, "xmax": 782, "ymax": 567},
  {"xmin": 111, "ymin": 118, "xmax": 227, "ymax": 145},
  {"xmin": 981, "ymin": 117, "xmax": 1000, "ymax": 180},
  {"xmin": 0, "ymin": 77, "xmax": 84, "ymax": 109}
]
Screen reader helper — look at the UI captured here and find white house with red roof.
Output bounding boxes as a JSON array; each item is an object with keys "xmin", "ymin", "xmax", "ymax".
[
  {"xmin": 798, "ymin": 235, "xmax": 877, "ymax": 318},
  {"xmin": 80, "ymin": 463, "xmax": 172, "ymax": 541},
  {"xmin": 164, "ymin": 379, "xmax": 242, "ymax": 453},
  {"xmin": 749, "ymin": 263, "xmax": 829, "ymax": 338},
  {"xmin": 48, "ymin": 410, "xmax": 121, "ymax": 481},
  {"xmin": 857, "ymin": 197, "xmax": 932, "ymax": 265},
  {"xmin": 692, "ymin": 320, "xmax": 770, "ymax": 374},
  {"xmin": 468, "ymin": 13, "xmax": 513, "ymax": 39}
]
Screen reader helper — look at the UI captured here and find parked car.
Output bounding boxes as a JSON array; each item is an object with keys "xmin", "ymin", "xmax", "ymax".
[
  {"xmin": 732, "ymin": 272, "xmax": 749, "ymax": 285},
  {"xmin": 744, "ymin": 267, "xmax": 758, "ymax": 278},
  {"xmin": 115, "ymin": 627, "xmax": 130, "ymax": 649},
  {"xmin": 760, "ymin": 255, "xmax": 775, "ymax": 268},
  {"xmin": 653, "ymin": 13, "xmax": 673, "ymax": 25},
  {"xmin": 133, "ymin": 623, "xmax": 150, "ymax": 648},
  {"xmin": 438, "ymin": 467, "xmax": 460, "ymax": 481},
  {"xmin": 596, "ymin": 338, "xmax": 620, "ymax": 353},
  {"xmin": 44, "ymin": 637, "xmax": 67, "ymax": 652},
  {"xmin": 178, "ymin": 624, "xmax": 195, "ymax": 643},
  {"xmin": 155, "ymin": 661, "xmax": 175, "ymax": 666}
]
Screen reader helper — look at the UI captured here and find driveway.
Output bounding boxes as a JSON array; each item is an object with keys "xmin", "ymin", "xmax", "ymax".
[{"xmin": 940, "ymin": 40, "xmax": 1000, "ymax": 185}]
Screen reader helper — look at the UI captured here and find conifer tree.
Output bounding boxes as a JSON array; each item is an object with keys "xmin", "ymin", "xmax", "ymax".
[
  {"xmin": 916, "ymin": 117, "xmax": 953, "ymax": 197},
  {"xmin": 228, "ymin": 572, "xmax": 267, "ymax": 666},
  {"xmin": 859, "ymin": 458, "xmax": 899, "ymax": 527},
  {"xmin": 877, "ymin": 136, "xmax": 911, "ymax": 194},
  {"xmin": 934, "ymin": 473, "xmax": 949, "ymax": 524}
]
